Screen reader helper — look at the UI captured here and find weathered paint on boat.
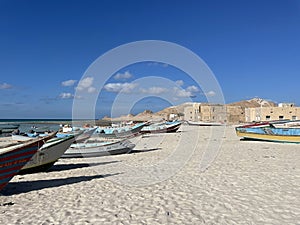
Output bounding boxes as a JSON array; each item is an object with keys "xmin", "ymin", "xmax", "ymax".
[
  {"xmin": 236, "ymin": 127, "xmax": 300, "ymax": 143},
  {"xmin": 62, "ymin": 139, "xmax": 135, "ymax": 158},
  {"xmin": 19, "ymin": 135, "xmax": 75, "ymax": 174},
  {"xmin": 0, "ymin": 135, "xmax": 53, "ymax": 191}
]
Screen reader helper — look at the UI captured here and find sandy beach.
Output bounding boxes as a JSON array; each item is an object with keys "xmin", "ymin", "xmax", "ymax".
[{"xmin": 0, "ymin": 125, "xmax": 299, "ymax": 224}]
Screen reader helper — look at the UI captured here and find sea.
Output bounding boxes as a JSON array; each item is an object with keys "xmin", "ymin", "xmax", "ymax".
[
  {"xmin": 0, "ymin": 119, "xmax": 110, "ymax": 137},
  {"xmin": 0, "ymin": 119, "xmax": 73, "ymax": 137}
]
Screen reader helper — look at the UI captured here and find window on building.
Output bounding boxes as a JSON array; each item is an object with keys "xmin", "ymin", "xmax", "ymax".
[
  {"xmin": 292, "ymin": 116, "xmax": 297, "ymax": 120},
  {"xmin": 279, "ymin": 115, "xmax": 284, "ymax": 120},
  {"xmin": 266, "ymin": 115, "xmax": 271, "ymax": 120}
]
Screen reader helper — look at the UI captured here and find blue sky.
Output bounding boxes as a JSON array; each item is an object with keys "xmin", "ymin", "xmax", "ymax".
[{"xmin": 0, "ymin": 0, "xmax": 300, "ymax": 119}]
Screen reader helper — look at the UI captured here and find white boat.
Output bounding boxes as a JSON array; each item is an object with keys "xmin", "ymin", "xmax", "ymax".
[
  {"xmin": 19, "ymin": 135, "xmax": 75, "ymax": 174},
  {"xmin": 141, "ymin": 121, "xmax": 182, "ymax": 133},
  {"xmin": 62, "ymin": 139, "xmax": 135, "ymax": 158},
  {"xmin": 187, "ymin": 120, "xmax": 224, "ymax": 126},
  {"xmin": 271, "ymin": 120, "xmax": 300, "ymax": 128}
]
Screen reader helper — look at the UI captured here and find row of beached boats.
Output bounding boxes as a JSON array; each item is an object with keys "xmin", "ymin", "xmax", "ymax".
[
  {"xmin": 3, "ymin": 118, "xmax": 298, "ymax": 192},
  {"xmin": 0, "ymin": 120, "xmax": 183, "ymax": 192}
]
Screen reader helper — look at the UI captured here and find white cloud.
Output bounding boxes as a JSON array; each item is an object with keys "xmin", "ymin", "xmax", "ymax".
[
  {"xmin": 139, "ymin": 87, "xmax": 168, "ymax": 95},
  {"xmin": 173, "ymin": 87, "xmax": 193, "ymax": 98},
  {"xmin": 0, "ymin": 83, "xmax": 13, "ymax": 89},
  {"xmin": 62, "ymin": 79, "xmax": 77, "ymax": 86},
  {"xmin": 76, "ymin": 77, "xmax": 96, "ymax": 92},
  {"xmin": 59, "ymin": 92, "xmax": 74, "ymax": 99},
  {"xmin": 59, "ymin": 93, "xmax": 83, "ymax": 99},
  {"xmin": 114, "ymin": 71, "xmax": 133, "ymax": 80},
  {"xmin": 175, "ymin": 80, "xmax": 184, "ymax": 86},
  {"xmin": 186, "ymin": 85, "xmax": 199, "ymax": 93},
  {"xmin": 104, "ymin": 82, "xmax": 138, "ymax": 93},
  {"xmin": 88, "ymin": 87, "xmax": 96, "ymax": 93},
  {"xmin": 206, "ymin": 91, "xmax": 216, "ymax": 97}
]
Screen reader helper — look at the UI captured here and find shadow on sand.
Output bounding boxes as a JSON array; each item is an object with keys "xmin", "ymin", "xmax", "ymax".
[
  {"xmin": 1, "ymin": 173, "xmax": 120, "ymax": 196},
  {"xmin": 240, "ymin": 138, "xmax": 275, "ymax": 143},
  {"xmin": 49, "ymin": 160, "xmax": 120, "ymax": 172},
  {"xmin": 130, "ymin": 148, "xmax": 161, "ymax": 154}
]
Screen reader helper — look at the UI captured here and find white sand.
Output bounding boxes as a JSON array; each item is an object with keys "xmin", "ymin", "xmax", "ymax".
[{"xmin": 0, "ymin": 125, "xmax": 299, "ymax": 224}]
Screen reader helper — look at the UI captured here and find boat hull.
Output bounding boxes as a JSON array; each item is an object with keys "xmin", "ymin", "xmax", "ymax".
[
  {"xmin": 0, "ymin": 136, "xmax": 52, "ymax": 192},
  {"xmin": 62, "ymin": 140, "xmax": 135, "ymax": 158},
  {"xmin": 20, "ymin": 135, "xmax": 75, "ymax": 174},
  {"xmin": 236, "ymin": 129, "xmax": 300, "ymax": 143},
  {"xmin": 187, "ymin": 121, "xmax": 223, "ymax": 126},
  {"xmin": 141, "ymin": 123, "xmax": 181, "ymax": 134},
  {"xmin": 95, "ymin": 123, "xmax": 147, "ymax": 138}
]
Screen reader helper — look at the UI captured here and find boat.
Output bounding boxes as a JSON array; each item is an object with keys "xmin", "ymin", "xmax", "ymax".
[
  {"xmin": 19, "ymin": 135, "xmax": 75, "ymax": 174},
  {"xmin": 0, "ymin": 135, "xmax": 53, "ymax": 192},
  {"xmin": 235, "ymin": 125, "xmax": 300, "ymax": 143},
  {"xmin": 0, "ymin": 124, "xmax": 20, "ymax": 134},
  {"xmin": 240, "ymin": 119, "xmax": 291, "ymax": 128},
  {"xmin": 62, "ymin": 139, "xmax": 135, "ymax": 158},
  {"xmin": 271, "ymin": 120, "xmax": 300, "ymax": 128},
  {"xmin": 95, "ymin": 122, "xmax": 148, "ymax": 138},
  {"xmin": 141, "ymin": 121, "xmax": 182, "ymax": 133},
  {"xmin": 187, "ymin": 121, "xmax": 224, "ymax": 126},
  {"xmin": 56, "ymin": 128, "xmax": 96, "ymax": 143}
]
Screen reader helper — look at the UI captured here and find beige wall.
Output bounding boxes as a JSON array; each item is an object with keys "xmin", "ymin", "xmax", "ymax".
[
  {"xmin": 245, "ymin": 106, "xmax": 300, "ymax": 122},
  {"xmin": 184, "ymin": 102, "xmax": 300, "ymax": 124},
  {"xmin": 184, "ymin": 103, "xmax": 227, "ymax": 123},
  {"xmin": 183, "ymin": 103, "xmax": 201, "ymax": 121},
  {"xmin": 226, "ymin": 106, "xmax": 245, "ymax": 123}
]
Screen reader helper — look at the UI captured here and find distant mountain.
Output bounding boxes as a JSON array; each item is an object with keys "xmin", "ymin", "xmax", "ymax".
[{"xmin": 155, "ymin": 102, "xmax": 194, "ymax": 116}]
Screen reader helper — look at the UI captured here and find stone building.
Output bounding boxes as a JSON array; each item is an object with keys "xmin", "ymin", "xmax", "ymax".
[
  {"xmin": 245, "ymin": 103, "xmax": 300, "ymax": 122},
  {"xmin": 226, "ymin": 105, "xmax": 245, "ymax": 123},
  {"xmin": 183, "ymin": 103, "xmax": 227, "ymax": 123}
]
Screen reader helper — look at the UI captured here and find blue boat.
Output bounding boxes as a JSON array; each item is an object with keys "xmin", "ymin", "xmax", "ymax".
[
  {"xmin": 95, "ymin": 122, "xmax": 148, "ymax": 138},
  {"xmin": 235, "ymin": 125, "xmax": 300, "ymax": 143}
]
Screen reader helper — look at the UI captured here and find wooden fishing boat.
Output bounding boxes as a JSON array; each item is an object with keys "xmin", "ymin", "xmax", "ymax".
[
  {"xmin": 0, "ymin": 135, "xmax": 53, "ymax": 191},
  {"xmin": 56, "ymin": 128, "xmax": 96, "ymax": 143},
  {"xmin": 271, "ymin": 120, "xmax": 300, "ymax": 128},
  {"xmin": 239, "ymin": 119, "xmax": 290, "ymax": 128},
  {"xmin": 95, "ymin": 122, "xmax": 148, "ymax": 138},
  {"xmin": 62, "ymin": 139, "xmax": 135, "ymax": 158},
  {"xmin": 141, "ymin": 121, "xmax": 182, "ymax": 134},
  {"xmin": 187, "ymin": 121, "xmax": 223, "ymax": 126},
  {"xmin": 0, "ymin": 124, "xmax": 20, "ymax": 134},
  {"xmin": 19, "ymin": 135, "xmax": 75, "ymax": 174},
  {"xmin": 235, "ymin": 126, "xmax": 300, "ymax": 143}
]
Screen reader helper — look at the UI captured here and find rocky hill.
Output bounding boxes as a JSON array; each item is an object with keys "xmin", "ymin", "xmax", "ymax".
[
  {"xmin": 101, "ymin": 98, "xmax": 278, "ymax": 122},
  {"xmin": 227, "ymin": 98, "xmax": 277, "ymax": 108}
]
